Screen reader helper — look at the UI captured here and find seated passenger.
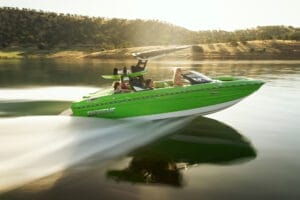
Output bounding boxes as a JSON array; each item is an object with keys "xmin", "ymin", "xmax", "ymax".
[
  {"xmin": 129, "ymin": 76, "xmax": 145, "ymax": 90},
  {"xmin": 122, "ymin": 66, "xmax": 127, "ymax": 75},
  {"xmin": 113, "ymin": 81, "xmax": 121, "ymax": 93},
  {"xmin": 121, "ymin": 81, "xmax": 130, "ymax": 90},
  {"xmin": 113, "ymin": 81, "xmax": 131, "ymax": 94},
  {"xmin": 145, "ymin": 78, "xmax": 154, "ymax": 90},
  {"xmin": 113, "ymin": 68, "xmax": 118, "ymax": 75},
  {"xmin": 131, "ymin": 60, "xmax": 147, "ymax": 72},
  {"xmin": 173, "ymin": 68, "xmax": 184, "ymax": 86}
]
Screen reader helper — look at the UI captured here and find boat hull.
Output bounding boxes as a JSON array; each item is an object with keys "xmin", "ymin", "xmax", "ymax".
[
  {"xmin": 71, "ymin": 79, "xmax": 264, "ymax": 120},
  {"xmin": 124, "ymin": 97, "xmax": 243, "ymax": 120}
]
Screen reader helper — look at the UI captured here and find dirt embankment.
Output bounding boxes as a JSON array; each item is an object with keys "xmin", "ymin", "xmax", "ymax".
[
  {"xmin": 0, "ymin": 40, "xmax": 299, "ymax": 60},
  {"xmin": 169, "ymin": 40, "xmax": 300, "ymax": 60}
]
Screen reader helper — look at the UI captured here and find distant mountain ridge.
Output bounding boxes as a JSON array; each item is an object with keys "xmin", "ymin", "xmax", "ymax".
[{"xmin": 0, "ymin": 7, "xmax": 299, "ymax": 50}]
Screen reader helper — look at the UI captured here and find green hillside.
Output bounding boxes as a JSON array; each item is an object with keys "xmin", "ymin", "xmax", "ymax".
[{"xmin": 0, "ymin": 7, "xmax": 299, "ymax": 51}]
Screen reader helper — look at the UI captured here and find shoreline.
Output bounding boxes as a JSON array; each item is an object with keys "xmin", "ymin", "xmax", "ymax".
[{"xmin": 0, "ymin": 40, "xmax": 299, "ymax": 60}]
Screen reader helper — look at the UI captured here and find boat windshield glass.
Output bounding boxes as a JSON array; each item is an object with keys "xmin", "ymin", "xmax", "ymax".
[{"xmin": 182, "ymin": 71, "xmax": 212, "ymax": 84}]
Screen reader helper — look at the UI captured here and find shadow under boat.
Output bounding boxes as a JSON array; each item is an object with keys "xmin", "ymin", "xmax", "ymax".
[{"xmin": 107, "ymin": 116, "xmax": 257, "ymax": 187}]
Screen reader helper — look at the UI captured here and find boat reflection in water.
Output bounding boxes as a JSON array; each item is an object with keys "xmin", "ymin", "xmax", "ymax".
[{"xmin": 107, "ymin": 117, "xmax": 256, "ymax": 187}]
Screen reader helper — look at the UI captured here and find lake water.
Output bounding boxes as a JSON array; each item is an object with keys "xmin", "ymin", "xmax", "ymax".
[{"xmin": 0, "ymin": 59, "xmax": 300, "ymax": 199}]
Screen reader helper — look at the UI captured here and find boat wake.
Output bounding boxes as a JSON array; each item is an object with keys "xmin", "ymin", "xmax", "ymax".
[
  {"xmin": 0, "ymin": 86, "xmax": 100, "ymax": 102},
  {"xmin": 0, "ymin": 86, "xmax": 109, "ymax": 117},
  {"xmin": 0, "ymin": 115, "xmax": 193, "ymax": 193}
]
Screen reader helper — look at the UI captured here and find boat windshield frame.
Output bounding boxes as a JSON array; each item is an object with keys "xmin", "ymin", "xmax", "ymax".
[{"xmin": 182, "ymin": 71, "xmax": 213, "ymax": 84}]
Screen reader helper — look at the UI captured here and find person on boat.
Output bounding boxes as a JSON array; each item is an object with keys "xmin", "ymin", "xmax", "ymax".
[
  {"xmin": 121, "ymin": 81, "xmax": 130, "ymax": 90},
  {"xmin": 131, "ymin": 59, "xmax": 147, "ymax": 73},
  {"xmin": 129, "ymin": 76, "xmax": 145, "ymax": 90},
  {"xmin": 113, "ymin": 81, "xmax": 121, "ymax": 93},
  {"xmin": 122, "ymin": 66, "xmax": 128, "ymax": 75},
  {"xmin": 113, "ymin": 81, "xmax": 131, "ymax": 94},
  {"xmin": 113, "ymin": 66, "xmax": 127, "ymax": 75},
  {"xmin": 113, "ymin": 68, "xmax": 118, "ymax": 75},
  {"xmin": 173, "ymin": 68, "xmax": 184, "ymax": 86},
  {"xmin": 145, "ymin": 78, "xmax": 154, "ymax": 90}
]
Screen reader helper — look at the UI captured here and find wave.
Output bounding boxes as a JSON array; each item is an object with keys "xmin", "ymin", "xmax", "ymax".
[
  {"xmin": 0, "ymin": 86, "xmax": 101, "ymax": 102},
  {"xmin": 0, "ymin": 115, "xmax": 193, "ymax": 193}
]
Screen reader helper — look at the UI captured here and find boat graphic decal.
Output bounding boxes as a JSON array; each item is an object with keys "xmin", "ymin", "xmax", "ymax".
[{"xmin": 87, "ymin": 108, "xmax": 115, "ymax": 116}]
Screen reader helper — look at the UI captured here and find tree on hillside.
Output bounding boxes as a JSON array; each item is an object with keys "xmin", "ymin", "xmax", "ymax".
[{"xmin": 0, "ymin": 7, "xmax": 299, "ymax": 49}]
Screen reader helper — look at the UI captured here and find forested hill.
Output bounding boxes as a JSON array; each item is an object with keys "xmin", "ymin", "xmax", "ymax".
[{"xmin": 0, "ymin": 7, "xmax": 299, "ymax": 50}]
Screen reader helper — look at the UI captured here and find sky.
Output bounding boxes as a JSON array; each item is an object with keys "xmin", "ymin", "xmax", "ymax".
[{"xmin": 0, "ymin": 0, "xmax": 299, "ymax": 31}]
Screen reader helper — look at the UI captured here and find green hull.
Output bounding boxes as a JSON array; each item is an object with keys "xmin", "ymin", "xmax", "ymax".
[{"xmin": 71, "ymin": 78, "xmax": 264, "ymax": 119}]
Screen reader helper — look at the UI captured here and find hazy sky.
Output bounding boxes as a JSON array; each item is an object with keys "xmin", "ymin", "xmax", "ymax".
[{"xmin": 0, "ymin": 0, "xmax": 299, "ymax": 30}]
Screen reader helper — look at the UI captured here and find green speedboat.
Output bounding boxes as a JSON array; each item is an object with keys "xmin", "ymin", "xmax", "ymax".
[{"xmin": 71, "ymin": 60, "xmax": 264, "ymax": 120}]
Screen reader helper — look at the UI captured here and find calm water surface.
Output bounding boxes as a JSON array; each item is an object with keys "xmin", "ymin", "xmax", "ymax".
[{"xmin": 0, "ymin": 59, "xmax": 300, "ymax": 199}]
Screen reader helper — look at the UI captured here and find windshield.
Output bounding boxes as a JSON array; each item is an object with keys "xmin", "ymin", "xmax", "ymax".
[{"xmin": 182, "ymin": 71, "xmax": 212, "ymax": 84}]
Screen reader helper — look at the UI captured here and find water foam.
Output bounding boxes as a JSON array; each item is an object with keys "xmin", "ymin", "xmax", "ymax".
[
  {"xmin": 0, "ymin": 86, "xmax": 100, "ymax": 102},
  {"xmin": 0, "ymin": 115, "xmax": 193, "ymax": 192}
]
